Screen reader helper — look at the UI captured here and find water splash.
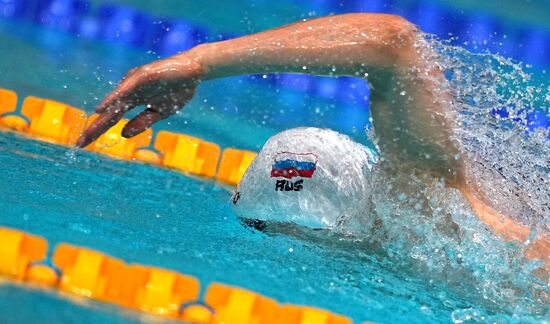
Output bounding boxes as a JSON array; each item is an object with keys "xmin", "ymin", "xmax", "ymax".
[
  {"xmin": 435, "ymin": 36, "xmax": 549, "ymax": 230},
  {"xmin": 353, "ymin": 35, "xmax": 549, "ymax": 322}
]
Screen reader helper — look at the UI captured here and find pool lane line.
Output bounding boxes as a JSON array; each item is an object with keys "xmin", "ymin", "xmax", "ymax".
[
  {"xmin": 0, "ymin": 88, "xmax": 257, "ymax": 187},
  {"xmin": 0, "ymin": 226, "xmax": 361, "ymax": 324}
]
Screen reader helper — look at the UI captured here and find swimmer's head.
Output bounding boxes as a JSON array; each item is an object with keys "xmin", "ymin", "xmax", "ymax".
[{"xmin": 232, "ymin": 127, "xmax": 377, "ymax": 230}]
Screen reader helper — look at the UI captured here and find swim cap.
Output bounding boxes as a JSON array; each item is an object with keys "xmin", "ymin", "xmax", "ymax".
[{"xmin": 232, "ymin": 127, "xmax": 377, "ymax": 229}]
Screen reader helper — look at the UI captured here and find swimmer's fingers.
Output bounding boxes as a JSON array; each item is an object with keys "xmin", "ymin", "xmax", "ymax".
[
  {"xmin": 97, "ymin": 59, "xmax": 189, "ymax": 114},
  {"xmin": 121, "ymin": 86, "xmax": 197, "ymax": 138},
  {"xmin": 76, "ymin": 111, "xmax": 124, "ymax": 148},
  {"xmin": 96, "ymin": 81, "xmax": 132, "ymax": 114},
  {"xmin": 96, "ymin": 67, "xmax": 152, "ymax": 114},
  {"xmin": 121, "ymin": 109, "xmax": 163, "ymax": 138},
  {"xmin": 85, "ymin": 60, "xmax": 201, "ymax": 143},
  {"xmin": 76, "ymin": 96, "xmax": 141, "ymax": 148},
  {"xmin": 97, "ymin": 57, "xmax": 203, "ymax": 114}
]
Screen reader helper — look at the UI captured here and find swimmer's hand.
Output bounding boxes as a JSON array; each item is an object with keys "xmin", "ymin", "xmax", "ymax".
[
  {"xmin": 78, "ymin": 13, "xmax": 425, "ymax": 148},
  {"xmin": 76, "ymin": 55, "xmax": 203, "ymax": 148}
]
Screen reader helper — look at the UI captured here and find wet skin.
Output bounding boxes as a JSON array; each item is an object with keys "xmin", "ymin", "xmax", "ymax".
[{"xmin": 76, "ymin": 14, "xmax": 548, "ymax": 268}]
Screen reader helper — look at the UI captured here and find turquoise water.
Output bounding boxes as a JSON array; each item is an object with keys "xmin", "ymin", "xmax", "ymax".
[
  {"xmin": 0, "ymin": 131, "xmax": 501, "ymax": 324},
  {"xmin": 0, "ymin": 6, "xmax": 549, "ymax": 324}
]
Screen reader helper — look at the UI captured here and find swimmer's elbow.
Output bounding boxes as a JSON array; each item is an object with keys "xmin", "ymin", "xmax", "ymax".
[
  {"xmin": 355, "ymin": 13, "xmax": 419, "ymax": 40},
  {"xmin": 353, "ymin": 14, "xmax": 421, "ymax": 66},
  {"xmin": 385, "ymin": 17, "xmax": 421, "ymax": 62}
]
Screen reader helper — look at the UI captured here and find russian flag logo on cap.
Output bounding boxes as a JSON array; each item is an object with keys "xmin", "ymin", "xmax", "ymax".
[{"xmin": 271, "ymin": 152, "xmax": 317, "ymax": 179}]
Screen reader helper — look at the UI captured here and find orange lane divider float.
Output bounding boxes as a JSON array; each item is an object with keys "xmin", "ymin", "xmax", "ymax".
[
  {"xmin": 192, "ymin": 283, "xmax": 279, "ymax": 323},
  {"xmin": 120, "ymin": 264, "xmax": 200, "ymax": 316},
  {"xmin": 0, "ymin": 226, "xmax": 354, "ymax": 324},
  {"xmin": 0, "ymin": 87, "xmax": 255, "ymax": 187},
  {"xmin": 154, "ymin": 130, "xmax": 221, "ymax": 178},
  {"xmin": 52, "ymin": 243, "xmax": 127, "ymax": 302},
  {"xmin": 216, "ymin": 148, "xmax": 257, "ymax": 186},
  {"xmin": 0, "ymin": 93, "xmax": 87, "ymax": 145},
  {"xmin": 85, "ymin": 114, "xmax": 158, "ymax": 163},
  {"xmin": 0, "ymin": 227, "xmax": 48, "ymax": 279},
  {"xmin": 277, "ymin": 305, "xmax": 353, "ymax": 324},
  {"xmin": 0, "ymin": 88, "xmax": 28, "ymax": 131},
  {"xmin": 20, "ymin": 97, "xmax": 88, "ymax": 145}
]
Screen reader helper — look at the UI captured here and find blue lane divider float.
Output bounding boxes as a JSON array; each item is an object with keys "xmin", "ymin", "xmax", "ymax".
[
  {"xmin": 352, "ymin": 0, "xmax": 398, "ymax": 14},
  {"xmin": 406, "ymin": 0, "xmax": 446, "ymax": 35},
  {"xmin": 3, "ymin": 0, "xmax": 550, "ymax": 67},
  {"xmin": 522, "ymin": 27, "xmax": 550, "ymax": 67},
  {"xmin": 305, "ymin": 0, "xmax": 396, "ymax": 14},
  {"xmin": 315, "ymin": 77, "xmax": 340, "ymax": 100},
  {"xmin": 277, "ymin": 74, "xmax": 316, "ymax": 93},
  {"xmin": 33, "ymin": 0, "xmax": 90, "ymax": 32},
  {"xmin": 295, "ymin": 0, "xmax": 550, "ymax": 67},
  {"xmin": 152, "ymin": 20, "xmax": 209, "ymax": 56},
  {"xmin": 97, "ymin": 4, "xmax": 152, "ymax": 46},
  {"xmin": 461, "ymin": 13, "xmax": 497, "ymax": 48},
  {"xmin": 1, "ymin": 0, "xmax": 547, "ymax": 135},
  {"xmin": 76, "ymin": 14, "xmax": 99, "ymax": 39},
  {"xmin": 338, "ymin": 77, "xmax": 370, "ymax": 105},
  {"xmin": 0, "ymin": 0, "xmax": 31, "ymax": 18}
]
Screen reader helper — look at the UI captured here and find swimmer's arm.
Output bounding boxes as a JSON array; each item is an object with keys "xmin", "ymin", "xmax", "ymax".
[
  {"xmin": 461, "ymin": 186, "xmax": 549, "ymax": 268},
  {"xmin": 221, "ymin": 13, "xmax": 548, "ymax": 266},
  {"xmin": 78, "ymin": 13, "xmax": 548, "ymax": 268},
  {"xmin": 77, "ymin": 13, "xmax": 423, "ymax": 147},
  {"xmin": 192, "ymin": 13, "xmax": 419, "ymax": 79}
]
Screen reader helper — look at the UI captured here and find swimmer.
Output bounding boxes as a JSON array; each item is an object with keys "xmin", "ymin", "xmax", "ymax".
[{"xmin": 76, "ymin": 14, "xmax": 548, "ymax": 267}]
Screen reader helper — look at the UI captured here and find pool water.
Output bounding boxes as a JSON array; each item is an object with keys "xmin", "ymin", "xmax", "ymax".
[
  {"xmin": 1, "ymin": 4, "xmax": 549, "ymax": 324},
  {"xmin": 0, "ymin": 131, "xmax": 498, "ymax": 324}
]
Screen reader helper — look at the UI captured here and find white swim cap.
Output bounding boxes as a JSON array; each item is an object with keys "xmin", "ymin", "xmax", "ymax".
[{"xmin": 232, "ymin": 127, "xmax": 377, "ymax": 229}]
